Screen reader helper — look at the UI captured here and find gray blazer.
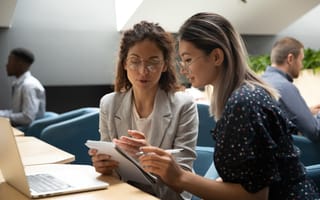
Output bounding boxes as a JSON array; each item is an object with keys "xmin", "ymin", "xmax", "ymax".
[{"xmin": 99, "ymin": 88, "xmax": 198, "ymax": 200}]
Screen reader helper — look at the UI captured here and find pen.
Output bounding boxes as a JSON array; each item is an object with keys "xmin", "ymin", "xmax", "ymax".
[{"xmin": 136, "ymin": 148, "xmax": 184, "ymax": 156}]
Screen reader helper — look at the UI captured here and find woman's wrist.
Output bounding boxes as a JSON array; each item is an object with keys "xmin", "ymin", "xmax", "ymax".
[{"xmin": 170, "ymin": 169, "xmax": 190, "ymax": 193}]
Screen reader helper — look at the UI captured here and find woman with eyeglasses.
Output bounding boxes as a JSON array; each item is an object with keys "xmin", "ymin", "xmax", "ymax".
[
  {"xmin": 88, "ymin": 21, "xmax": 198, "ymax": 200},
  {"xmin": 138, "ymin": 13, "xmax": 319, "ymax": 200}
]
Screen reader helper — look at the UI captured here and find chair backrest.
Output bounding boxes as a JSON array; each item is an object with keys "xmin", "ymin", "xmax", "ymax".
[
  {"xmin": 43, "ymin": 111, "xmax": 59, "ymax": 119},
  {"xmin": 306, "ymin": 164, "xmax": 320, "ymax": 187},
  {"xmin": 15, "ymin": 111, "xmax": 59, "ymax": 132},
  {"xmin": 40, "ymin": 110, "xmax": 100, "ymax": 165},
  {"xmin": 192, "ymin": 146, "xmax": 215, "ymax": 200},
  {"xmin": 193, "ymin": 146, "xmax": 214, "ymax": 176},
  {"xmin": 25, "ymin": 107, "xmax": 99, "ymax": 138},
  {"xmin": 292, "ymin": 135, "xmax": 320, "ymax": 166},
  {"xmin": 196, "ymin": 103, "xmax": 216, "ymax": 147}
]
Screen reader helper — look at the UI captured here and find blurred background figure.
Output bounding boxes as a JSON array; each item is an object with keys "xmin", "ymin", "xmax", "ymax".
[
  {"xmin": 0, "ymin": 47, "xmax": 46, "ymax": 129},
  {"xmin": 262, "ymin": 37, "xmax": 320, "ymax": 142}
]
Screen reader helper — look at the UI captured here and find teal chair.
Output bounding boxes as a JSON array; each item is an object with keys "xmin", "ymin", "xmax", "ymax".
[
  {"xmin": 16, "ymin": 111, "xmax": 59, "ymax": 132},
  {"xmin": 193, "ymin": 146, "xmax": 214, "ymax": 176},
  {"xmin": 40, "ymin": 110, "xmax": 100, "ymax": 165},
  {"xmin": 196, "ymin": 103, "xmax": 216, "ymax": 147},
  {"xmin": 25, "ymin": 107, "xmax": 99, "ymax": 138},
  {"xmin": 43, "ymin": 111, "xmax": 59, "ymax": 118},
  {"xmin": 292, "ymin": 135, "xmax": 320, "ymax": 166},
  {"xmin": 192, "ymin": 146, "xmax": 217, "ymax": 200},
  {"xmin": 306, "ymin": 164, "xmax": 320, "ymax": 187}
]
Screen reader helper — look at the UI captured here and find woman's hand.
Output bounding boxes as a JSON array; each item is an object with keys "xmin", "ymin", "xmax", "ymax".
[
  {"xmin": 310, "ymin": 104, "xmax": 320, "ymax": 115},
  {"xmin": 138, "ymin": 146, "xmax": 184, "ymax": 193},
  {"xmin": 88, "ymin": 149, "xmax": 119, "ymax": 175},
  {"xmin": 113, "ymin": 130, "xmax": 149, "ymax": 158}
]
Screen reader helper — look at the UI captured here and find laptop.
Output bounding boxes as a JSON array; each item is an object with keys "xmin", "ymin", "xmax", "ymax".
[{"xmin": 0, "ymin": 117, "xmax": 108, "ymax": 198}]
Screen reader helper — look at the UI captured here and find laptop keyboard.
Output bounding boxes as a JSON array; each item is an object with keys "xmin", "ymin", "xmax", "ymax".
[{"xmin": 27, "ymin": 174, "xmax": 72, "ymax": 193}]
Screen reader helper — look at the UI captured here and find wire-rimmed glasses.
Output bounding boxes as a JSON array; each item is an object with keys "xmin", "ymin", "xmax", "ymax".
[
  {"xmin": 126, "ymin": 56, "xmax": 164, "ymax": 73},
  {"xmin": 177, "ymin": 56, "xmax": 204, "ymax": 72}
]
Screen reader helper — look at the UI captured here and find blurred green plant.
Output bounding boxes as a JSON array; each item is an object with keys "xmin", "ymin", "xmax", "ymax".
[
  {"xmin": 248, "ymin": 48, "xmax": 320, "ymax": 73},
  {"xmin": 303, "ymin": 48, "xmax": 320, "ymax": 73},
  {"xmin": 248, "ymin": 54, "xmax": 270, "ymax": 73}
]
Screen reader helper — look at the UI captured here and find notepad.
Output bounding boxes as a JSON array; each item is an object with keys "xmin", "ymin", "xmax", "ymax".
[{"xmin": 85, "ymin": 140, "xmax": 157, "ymax": 185}]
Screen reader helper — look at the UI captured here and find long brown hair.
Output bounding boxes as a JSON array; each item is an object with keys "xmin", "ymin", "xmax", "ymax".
[{"xmin": 178, "ymin": 12, "xmax": 279, "ymax": 119}]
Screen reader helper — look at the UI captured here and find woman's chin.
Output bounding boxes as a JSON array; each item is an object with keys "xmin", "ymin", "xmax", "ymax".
[{"xmin": 191, "ymin": 82, "xmax": 205, "ymax": 89}]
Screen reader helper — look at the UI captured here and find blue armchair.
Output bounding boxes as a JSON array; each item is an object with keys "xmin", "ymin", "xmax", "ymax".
[
  {"xmin": 25, "ymin": 107, "xmax": 99, "ymax": 138},
  {"xmin": 306, "ymin": 164, "xmax": 320, "ymax": 187},
  {"xmin": 16, "ymin": 111, "xmax": 59, "ymax": 132},
  {"xmin": 40, "ymin": 110, "xmax": 100, "ymax": 165},
  {"xmin": 196, "ymin": 103, "xmax": 216, "ymax": 147},
  {"xmin": 43, "ymin": 111, "xmax": 59, "ymax": 119},
  {"xmin": 193, "ymin": 146, "xmax": 214, "ymax": 177},
  {"xmin": 292, "ymin": 135, "xmax": 320, "ymax": 166},
  {"xmin": 192, "ymin": 146, "xmax": 217, "ymax": 200}
]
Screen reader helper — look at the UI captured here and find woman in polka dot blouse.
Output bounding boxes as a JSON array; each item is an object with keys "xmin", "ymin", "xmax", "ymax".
[{"xmin": 138, "ymin": 12, "xmax": 319, "ymax": 200}]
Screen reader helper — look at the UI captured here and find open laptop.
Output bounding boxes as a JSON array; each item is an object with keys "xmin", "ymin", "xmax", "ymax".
[{"xmin": 0, "ymin": 117, "xmax": 108, "ymax": 198}]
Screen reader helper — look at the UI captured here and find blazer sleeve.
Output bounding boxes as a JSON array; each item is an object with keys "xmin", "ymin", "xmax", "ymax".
[{"xmin": 171, "ymin": 92, "xmax": 198, "ymax": 171}]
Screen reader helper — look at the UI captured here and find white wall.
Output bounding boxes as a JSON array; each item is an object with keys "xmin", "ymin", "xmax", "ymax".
[
  {"xmin": 0, "ymin": 0, "xmax": 119, "ymax": 86},
  {"xmin": 1, "ymin": 1, "xmax": 320, "ymax": 109},
  {"xmin": 279, "ymin": 5, "xmax": 320, "ymax": 49},
  {"xmin": 244, "ymin": 4, "xmax": 320, "ymax": 56}
]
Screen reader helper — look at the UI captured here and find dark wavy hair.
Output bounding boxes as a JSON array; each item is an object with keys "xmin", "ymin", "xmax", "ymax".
[{"xmin": 114, "ymin": 21, "xmax": 180, "ymax": 92}]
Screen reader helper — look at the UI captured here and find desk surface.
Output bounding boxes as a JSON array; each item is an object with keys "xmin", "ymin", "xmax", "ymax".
[
  {"xmin": 13, "ymin": 127, "xmax": 25, "ymax": 136},
  {"xmin": 0, "ymin": 164, "xmax": 159, "ymax": 200},
  {"xmin": 17, "ymin": 136, "xmax": 75, "ymax": 166}
]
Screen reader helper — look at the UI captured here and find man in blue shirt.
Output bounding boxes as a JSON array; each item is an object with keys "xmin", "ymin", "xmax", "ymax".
[
  {"xmin": 0, "ymin": 48, "xmax": 46, "ymax": 128},
  {"xmin": 262, "ymin": 37, "xmax": 320, "ymax": 142}
]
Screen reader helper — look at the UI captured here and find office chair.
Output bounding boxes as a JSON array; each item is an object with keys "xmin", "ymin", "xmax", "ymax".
[
  {"xmin": 292, "ymin": 134, "xmax": 320, "ymax": 166},
  {"xmin": 15, "ymin": 111, "xmax": 59, "ymax": 132},
  {"xmin": 25, "ymin": 107, "xmax": 99, "ymax": 138},
  {"xmin": 193, "ymin": 146, "xmax": 214, "ymax": 176},
  {"xmin": 196, "ymin": 103, "xmax": 216, "ymax": 147},
  {"xmin": 192, "ymin": 146, "xmax": 216, "ymax": 200},
  {"xmin": 306, "ymin": 164, "xmax": 320, "ymax": 187},
  {"xmin": 40, "ymin": 110, "xmax": 100, "ymax": 165}
]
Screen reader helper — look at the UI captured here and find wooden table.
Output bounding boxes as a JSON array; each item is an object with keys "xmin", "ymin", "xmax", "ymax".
[
  {"xmin": 0, "ymin": 164, "xmax": 159, "ymax": 200},
  {"xmin": 16, "ymin": 136, "xmax": 75, "ymax": 165},
  {"xmin": 13, "ymin": 127, "xmax": 25, "ymax": 136}
]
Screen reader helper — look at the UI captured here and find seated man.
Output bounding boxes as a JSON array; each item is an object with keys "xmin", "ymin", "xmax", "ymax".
[
  {"xmin": 262, "ymin": 37, "xmax": 320, "ymax": 142},
  {"xmin": 0, "ymin": 47, "xmax": 46, "ymax": 128}
]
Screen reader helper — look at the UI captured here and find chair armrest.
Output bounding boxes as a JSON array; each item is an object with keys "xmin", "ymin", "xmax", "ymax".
[
  {"xmin": 292, "ymin": 135, "xmax": 320, "ymax": 166},
  {"xmin": 194, "ymin": 146, "xmax": 214, "ymax": 176},
  {"xmin": 306, "ymin": 164, "xmax": 320, "ymax": 187},
  {"xmin": 204, "ymin": 163, "xmax": 219, "ymax": 180},
  {"xmin": 40, "ymin": 111, "xmax": 100, "ymax": 164},
  {"xmin": 25, "ymin": 107, "xmax": 99, "ymax": 138}
]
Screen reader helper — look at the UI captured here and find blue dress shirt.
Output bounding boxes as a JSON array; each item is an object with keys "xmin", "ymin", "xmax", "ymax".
[{"xmin": 261, "ymin": 66, "xmax": 320, "ymax": 142}]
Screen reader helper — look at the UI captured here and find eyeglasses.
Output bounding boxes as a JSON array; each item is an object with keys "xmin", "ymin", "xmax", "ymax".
[
  {"xmin": 177, "ymin": 56, "xmax": 204, "ymax": 72},
  {"xmin": 126, "ymin": 57, "xmax": 164, "ymax": 73}
]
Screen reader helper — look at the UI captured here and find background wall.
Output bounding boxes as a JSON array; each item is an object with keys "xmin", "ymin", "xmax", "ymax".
[
  {"xmin": 0, "ymin": 0, "xmax": 119, "ymax": 112},
  {"xmin": 1, "ymin": 1, "xmax": 319, "ymax": 112},
  {"xmin": 243, "ymin": 5, "xmax": 320, "ymax": 56}
]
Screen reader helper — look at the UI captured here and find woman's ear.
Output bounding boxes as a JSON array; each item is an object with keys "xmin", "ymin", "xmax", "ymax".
[{"xmin": 210, "ymin": 48, "xmax": 224, "ymax": 66}]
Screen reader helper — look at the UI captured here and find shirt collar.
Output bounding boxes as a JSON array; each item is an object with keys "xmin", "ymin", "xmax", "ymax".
[
  {"xmin": 267, "ymin": 66, "xmax": 293, "ymax": 82},
  {"xmin": 12, "ymin": 71, "xmax": 31, "ymax": 86}
]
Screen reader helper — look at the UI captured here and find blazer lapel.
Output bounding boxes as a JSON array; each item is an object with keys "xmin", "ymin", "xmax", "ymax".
[
  {"xmin": 114, "ymin": 90, "xmax": 133, "ymax": 138},
  {"xmin": 148, "ymin": 89, "xmax": 172, "ymax": 147}
]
